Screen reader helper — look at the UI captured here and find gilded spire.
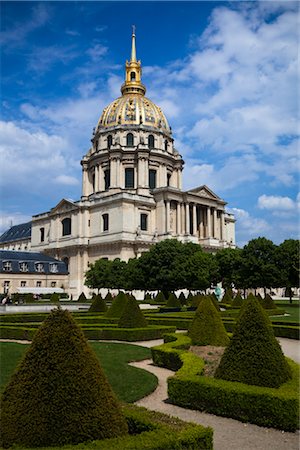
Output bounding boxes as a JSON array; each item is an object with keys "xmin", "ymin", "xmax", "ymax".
[
  {"xmin": 131, "ymin": 25, "xmax": 137, "ymax": 62},
  {"xmin": 121, "ymin": 27, "xmax": 146, "ymax": 96}
]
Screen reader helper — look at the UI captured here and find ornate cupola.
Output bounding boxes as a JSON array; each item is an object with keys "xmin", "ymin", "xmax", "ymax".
[{"xmin": 121, "ymin": 26, "xmax": 146, "ymax": 96}]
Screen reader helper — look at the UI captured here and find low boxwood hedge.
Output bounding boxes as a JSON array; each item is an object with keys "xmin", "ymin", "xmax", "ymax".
[
  {"xmin": 100, "ymin": 326, "xmax": 176, "ymax": 341},
  {"xmin": 151, "ymin": 334, "xmax": 299, "ymax": 431}
]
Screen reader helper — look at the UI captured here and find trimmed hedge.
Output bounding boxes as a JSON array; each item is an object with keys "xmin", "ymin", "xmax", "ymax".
[
  {"xmin": 100, "ymin": 326, "xmax": 176, "ymax": 342},
  {"xmin": 151, "ymin": 333, "xmax": 193, "ymax": 371},
  {"xmin": 89, "ymin": 294, "xmax": 107, "ymax": 313},
  {"xmin": 118, "ymin": 297, "xmax": 148, "ymax": 328},
  {"xmin": 152, "ymin": 334, "xmax": 299, "ymax": 431},
  {"xmin": 106, "ymin": 292, "xmax": 128, "ymax": 318}
]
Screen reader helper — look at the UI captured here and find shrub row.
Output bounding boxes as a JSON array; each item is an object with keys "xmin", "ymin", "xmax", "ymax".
[
  {"xmin": 151, "ymin": 335, "xmax": 299, "ymax": 431},
  {"xmin": 223, "ymin": 321, "xmax": 300, "ymax": 340},
  {"xmin": 151, "ymin": 333, "xmax": 192, "ymax": 371},
  {"xmin": 0, "ymin": 325, "xmax": 176, "ymax": 342}
]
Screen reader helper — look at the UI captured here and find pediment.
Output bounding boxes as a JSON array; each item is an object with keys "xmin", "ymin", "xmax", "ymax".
[
  {"xmin": 187, "ymin": 185, "xmax": 222, "ymax": 201},
  {"xmin": 50, "ymin": 198, "xmax": 79, "ymax": 215}
]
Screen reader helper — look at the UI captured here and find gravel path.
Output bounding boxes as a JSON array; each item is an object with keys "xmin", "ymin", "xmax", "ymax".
[{"xmin": 130, "ymin": 337, "xmax": 300, "ymax": 450}]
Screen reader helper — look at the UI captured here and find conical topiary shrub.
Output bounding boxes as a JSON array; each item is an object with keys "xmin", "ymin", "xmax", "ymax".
[
  {"xmin": 155, "ymin": 291, "xmax": 166, "ymax": 303},
  {"xmin": 105, "ymin": 291, "xmax": 128, "ymax": 318},
  {"xmin": 209, "ymin": 294, "xmax": 220, "ymax": 311},
  {"xmin": 179, "ymin": 292, "xmax": 187, "ymax": 306},
  {"xmin": 232, "ymin": 292, "xmax": 243, "ymax": 307},
  {"xmin": 263, "ymin": 293, "xmax": 277, "ymax": 309},
  {"xmin": 188, "ymin": 296, "xmax": 230, "ymax": 346},
  {"xmin": 50, "ymin": 292, "xmax": 60, "ymax": 303},
  {"xmin": 118, "ymin": 296, "xmax": 148, "ymax": 328},
  {"xmin": 222, "ymin": 289, "xmax": 233, "ymax": 305},
  {"xmin": 191, "ymin": 294, "xmax": 204, "ymax": 308},
  {"xmin": 215, "ymin": 297, "xmax": 291, "ymax": 388},
  {"xmin": 166, "ymin": 293, "xmax": 181, "ymax": 308},
  {"xmin": 77, "ymin": 291, "xmax": 87, "ymax": 302},
  {"xmin": 105, "ymin": 291, "xmax": 113, "ymax": 304},
  {"xmin": 144, "ymin": 292, "xmax": 152, "ymax": 302},
  {"xmin": 89, "ymin": 294, "xmax": 107, "ymax": 313},
  {"xmin": 187, "ymin": 292, "xmax": 194, "ymax": 304},
  {"xmin": 0, "ymin": 308, "xmax": 128, "ymax": 448}
]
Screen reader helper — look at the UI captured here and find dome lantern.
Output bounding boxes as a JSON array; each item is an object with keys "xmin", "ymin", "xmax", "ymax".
[{"xmin": 121, "ymin": 26, "xmax": 146, "ymax": 96}]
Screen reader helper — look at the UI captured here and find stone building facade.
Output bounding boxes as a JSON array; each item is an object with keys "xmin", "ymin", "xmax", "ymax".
[{"xmin": 1, "ymin": 31, "xmax": 235, "ymax": 298}]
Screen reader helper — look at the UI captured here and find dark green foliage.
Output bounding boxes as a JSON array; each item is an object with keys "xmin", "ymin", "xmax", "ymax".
[
  {"xmin": 24, "ymin": 293, "xmax": 34, "ymax": 303},
  {"xmin": 77, "ymin": 291, "xmax": 87, "ymax": 302},
  {"xmin": 187, "ymin": 291, "xmax": 194, "ymax": 303},
  {"xmin": 232, "ymin": 293, "xmax": 243, "ymax": 307},
  {"xmin": 50, "ymin": 292, "xmax": 60, "ymax": 303},
  {"xmin": 188, "ymin": 297, "xmax": 230, "ymax": 346},
  {"xmin": 105, "ymin": 291, "xmax": 113, "ymax": 303},
  {"xmin": 222, "ymin": 289, "xmax": 233, "ymax": 305},
  {"xmin": 166, "ymin": 293, "xmax": 181, "ymax": 308},
  {"xmin": 178, "ymin": 292, "xmax": 187, "ymax": 306},
  {"xmin": 209, "ymin": 294, "xmax": 220, "ymax": 311},
  {"xmin": 191, "ymin": 294, "xmax": 204, "ymax": 308},
  {"xmin": 106, "ymin": 292, "xmax": 128, "ymax": 318},
  {"xmin": 215, "ymin": 297, "xmax": 292, "ymax": 388},
  {"xmin": 89, "ymin": 294, "xmax": 107, "ymax": 313},
  {"xmin": 155, "ymin": 291, "xmax": 166, "ymax": 303},
  {"xmin": 263, "ymin": 293, "xmax": 277, "ymax": 309},
  {"xmin": 118, "ymin": 296, "xmax": 148, "ymax": 328},
  {"xmin": 0, "ymin": 308, "xmax": 128, "ymax": 448}
]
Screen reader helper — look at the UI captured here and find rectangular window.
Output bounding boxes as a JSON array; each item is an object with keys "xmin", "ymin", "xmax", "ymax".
[
  {"xmin": 125, "ymin": 168, "xmax": 134, "ymax": 188},
  {"xmin": 40, "ymin": 227, "xmax": 45, "ymax": 242},
  {"xmin": 4, "ymin": 281, "xmax": 10, "ymax": 288},
  {"xmin": 36, "ymin": 281, "xmax": 42, "ymax": 287},
  {"xmin": 140, "ymin": 213, "xmax": 148, "ymax": 231},
  {"xmin": 104, "ymin": 169, "xmax": 110, "ymax": 190},
  {"xmin": 51, "ymin": 281, "xmax": 56, "ymax": 288},
  {"xmin": 103, "ymin": 213, "xmax": 109, "ymax": 231},
  {"xmin": 149, "ymin": 170, "xmax": 157, "ymax": 189},
  {"xmin": 20, "ymin": 281, "xmax": 26, "ymax": 287},
  {"xmin": 62, "ymin": 218, "xmax": 71, "ymax": 236}
]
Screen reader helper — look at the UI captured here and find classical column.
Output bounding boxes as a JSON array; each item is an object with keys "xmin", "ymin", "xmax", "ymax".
[
  {"xmin": 99, "ymin": 165, "xmax": 104, "ymax": 191},
  {"xmin": 213, "ymin": 208, "xmax": 217, "ymax": 238},
  {"xmin": 220, "ymin": 212, "xmax": 225, "ymax": 240},
  {"xmin": 116, "ymin": 158, "xmax": 120, "ymax": 187},
  {"xmin": 177, "ymin": 169, "xmax": 182, "ymax": 190},
  {"xmin": 94, "ymin": 165, "xmax": 99, "ymax": 192},
  {"xmin": 166, "ymin": 200, "xmax": 170, "ymax": 233},
  {"xmin": 81, "ymin": 166, "xmax": 89, "ymax": 197},
  {"xmin": 185, "ymin": 203, "xmax": 190, "ymax": 235},
  {"xmin": 110, "ymin": 158, "xmax": 117, "ymax": 187},
  {"xmin": 199, "ymin": 208, "xmax": 204, "ymax": 238},
  {"xmin": 176, "ymin": 202, "xmax": 181, "ymax": 235},
  {"xmin": 207, "ymin": 207, "xmax": 211, "ymax": 237},
  {"xmin": 193, "ymin": 204, "xmax": 197, "ymax": 236}
]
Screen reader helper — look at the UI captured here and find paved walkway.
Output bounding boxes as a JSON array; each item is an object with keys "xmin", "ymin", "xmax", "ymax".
[{"xmin": 130, "ymin": 337, "xmax": 300, "ymax": 450}]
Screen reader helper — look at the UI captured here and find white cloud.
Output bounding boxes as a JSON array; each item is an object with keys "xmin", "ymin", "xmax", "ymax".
[
  {"xmin": 258, "ymin": 194, "xmax": 295, "ymax": 211},
  {"xmin": 27, "ymin": 45, "xmax": 79, "ymax": 73},
  {"xmin": 229, "ymin": 207, "xmax": 270, "ymax": 243},
  {"xmin": 86, "ymin": 43, "xmax": 108, "ymax": 61},
  {"xmin": 54, "ymin": 175, "xmax": 80, "ymax": 186}
]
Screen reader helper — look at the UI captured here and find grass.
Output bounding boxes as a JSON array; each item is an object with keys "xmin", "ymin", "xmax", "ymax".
[
  {"xmin": 271, "ymin": 303, "xmax": 300, "ymax": 323},
  {"xmin": 0, "ymin": 342, "xmax": 157, "ymax": 403}
]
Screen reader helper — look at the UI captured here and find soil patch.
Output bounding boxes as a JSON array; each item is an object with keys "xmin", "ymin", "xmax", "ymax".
[{"xmin": 189, "ymin": 345, "xmax": 225, "ymax": 377}]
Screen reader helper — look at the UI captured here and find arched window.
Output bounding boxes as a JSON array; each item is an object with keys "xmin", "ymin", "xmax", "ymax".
[
  {"xmin": 164, "ymin": 140, "xmax": 168, "ymax": 151},
  {"xmin": 107, "ymin": 135, "xmax": 113, "ymax": 149},
  {"xmin": 130, "ymin": 71, "xmax": 136, "ymax": 81},
  {"xmin": 40, "ymin": 227, "xmax": 45, "ymax": 242},
  {"xmin": 126, "ymin": 133, "xmax": 134, "ymax": 147},
  {"xmin": 148, "ymin": 134, "xmax": 154, "ymax": 149},
  {"xmin": 62, "ymin": 218, "xmax": 71, "ymax": 236}
]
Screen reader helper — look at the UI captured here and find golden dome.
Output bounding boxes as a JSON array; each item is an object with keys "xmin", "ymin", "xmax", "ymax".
[{"xmin": 96, "ymin": 28, "xmax": 171, "ymax": 135}]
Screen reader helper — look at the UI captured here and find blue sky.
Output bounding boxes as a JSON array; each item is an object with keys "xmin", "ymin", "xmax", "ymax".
[{"xmin": 0, "ymin": 1, "xmax": 299, "ymax": 246}]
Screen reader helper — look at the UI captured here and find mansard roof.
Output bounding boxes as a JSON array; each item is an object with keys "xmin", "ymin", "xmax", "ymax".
[
  {"xmin": 0, "ymin": 222, "xmax": 32, "ymax": 243},
  {"xmin": 0, "ymin": 250, "xmax": 68, "ymax": 274}
]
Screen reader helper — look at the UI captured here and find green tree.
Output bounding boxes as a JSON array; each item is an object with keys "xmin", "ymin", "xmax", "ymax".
[
  {"xmin": 85, "ymin": 258, "xmax": 112, "ymax": 291},
  {"xmin": 0, "ymin": 309, "xmax": 128, "ymax": 448},
  {"xmin": 215, "ymin": 247, "xmax": 242, "ymax": 289},
  {"xmin": 239, "ymin": 237, "xmax": 281, "ymax": 295},
  {"xmin": 276, "ymin": 239, "xmax": 300, "ymax": 303}
]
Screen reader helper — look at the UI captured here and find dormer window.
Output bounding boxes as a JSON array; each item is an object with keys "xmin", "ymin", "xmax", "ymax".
[
  {"xmin": 50, "ymin": 263, "xmax": 58, "ymax": 273},
  {"xmin": 35, "ymin": 263, "xmax": 44, "ymax": 273},
  {"xmin": 3, "ymin": 261, "xmax": 12, "ymax": 272},
  {"xmin": 148, "ymin": 134, "xmax": 154, "ymax": 149},
  {"xmin": 126, "ymin": 133, "xmax": 134, "ymax": 147},
  {"xmin": 19, "ymin": 262, "xmax": 29, "ymax": 272}
]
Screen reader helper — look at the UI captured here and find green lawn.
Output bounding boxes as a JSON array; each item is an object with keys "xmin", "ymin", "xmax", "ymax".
[
  {"xmin": 271, "ymin": 303, "xmax": 300, "ymax": 323},
  {"xmin": 0, "ymin": 342, "xmax": 157, "ymax": 403}
]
